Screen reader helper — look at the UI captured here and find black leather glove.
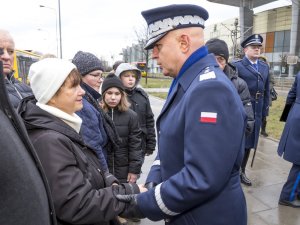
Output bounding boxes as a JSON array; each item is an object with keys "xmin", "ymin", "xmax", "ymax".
[
  {"xmin": 115, "ymin": 194, "xmax": 145, "ymax": 219},
  {"xmin": 144, "ymin": 182, "xmax": 157, "ymax": 190}
]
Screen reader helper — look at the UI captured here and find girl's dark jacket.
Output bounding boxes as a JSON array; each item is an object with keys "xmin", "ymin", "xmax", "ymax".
[
  {"xmin": 224, "ymin": 63, "xmax": 254, "ymax": 136},
  {"xmin": 125, "ymin": 88, "xmax": 156, "ymax": 155},
  {"xmin": 106, "ymin": 108, "xmax": 143, "ymax": 183},
  {"xmin": 18, "ymin": 96, "xmax": 139, "ymax": 225},
  {"xmin": 76, "ymin": 82, "xmax": 121, "ymax": 173}
]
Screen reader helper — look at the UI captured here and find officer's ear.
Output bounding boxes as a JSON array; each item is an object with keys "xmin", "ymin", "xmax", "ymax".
[{"xmin": 178, "ymin": 34, "xmax": 190, "ymax": 53}]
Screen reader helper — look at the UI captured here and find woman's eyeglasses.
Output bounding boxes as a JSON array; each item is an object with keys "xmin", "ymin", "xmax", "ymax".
[{"xmin": 88, "ymin": 73, "xmax": 103, "ymax": 78}]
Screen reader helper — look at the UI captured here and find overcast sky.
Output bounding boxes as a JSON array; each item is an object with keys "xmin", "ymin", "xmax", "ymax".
[{"xmin": 0, "ymin": 0, "xmax": 291, "ymax": 64}]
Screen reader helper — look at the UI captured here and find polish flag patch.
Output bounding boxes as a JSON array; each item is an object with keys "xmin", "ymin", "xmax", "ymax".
[{"xmin": 199, "ymin": 112, "xmax": 217, "ymax": 124}]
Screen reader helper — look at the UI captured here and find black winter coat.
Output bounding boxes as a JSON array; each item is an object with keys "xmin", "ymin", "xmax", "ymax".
[
  {"xmin": 5, "ymin": 72, "xmax": 33, "ymax": 109},
  {"xmin": 0, "ymin": 67, "xmax": 56, "ymax": 225},
  {"xmin": 18, "ymin": 96, "xmax": 139, "ymax": 225},
  {"xmin": 106, "ymin": 108, "xmax": 143, "ymax": 183},
  {"xmin": 125, "ymin": 88, "xmax": 156, "ymax": 155},
  {"xmin": 224, "ymin": 63, "xmax": 254, "ymax": 136}
]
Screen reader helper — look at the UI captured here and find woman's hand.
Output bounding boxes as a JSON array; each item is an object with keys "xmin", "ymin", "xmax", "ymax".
[{"xmin": 127, "ymin": 173, "xmax": 138, "ymax": 183}]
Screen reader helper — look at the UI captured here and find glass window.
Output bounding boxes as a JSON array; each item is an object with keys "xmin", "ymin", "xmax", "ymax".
[
  {"xmin": 283, "ymin": 30, "xmax": 290, "ymax": 52},
  {"xmin": 274, "ymin": 31, "xmax": 284, "ymax": 52}
]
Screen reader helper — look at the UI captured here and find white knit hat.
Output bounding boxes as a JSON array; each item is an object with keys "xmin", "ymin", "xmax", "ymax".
[
  {"xmin": 28, "ymin": 58, "xmax": 76, "ymax": 104},
  {"xmin": 115, "ymin": 63, "xmax": 141, "ymax": 78}
]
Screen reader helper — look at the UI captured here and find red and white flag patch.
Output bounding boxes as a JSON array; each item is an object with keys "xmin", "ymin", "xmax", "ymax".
[{"xmin": 199, "ymin": 112, "xmax": 217, "ymax": 124}]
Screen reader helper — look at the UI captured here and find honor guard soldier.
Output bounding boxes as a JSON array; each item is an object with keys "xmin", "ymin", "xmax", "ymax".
[
  {"xmin": 116, "ymin": 4, "xmax": 248, "ymax": 225},
  {"xmin": 233, "ymin": 34, "xmax": 270, "ymax": 186},
  {"xmin": 277, "ymin": 71, "xmax": 300, "ymax": 208}
]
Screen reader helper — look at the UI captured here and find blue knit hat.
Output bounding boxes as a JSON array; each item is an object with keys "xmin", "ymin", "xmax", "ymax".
[{"xmin": 72, "ymin": 51, "xmax": 104, "ymax": 76}]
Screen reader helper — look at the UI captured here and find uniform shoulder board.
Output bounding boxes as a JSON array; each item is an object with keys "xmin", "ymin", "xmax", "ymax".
[
  {"xmin": 258, "ymin": 59, "xmax": 268, "ymax": 65},
  {"xmin": 232, "ymin": 59, "xmax": 242, "ymax": 63},
  {"xmin": 136, "ymin": 87, "xmax": 149, "ymax": 98},
  {"xmin": 199, "ymin": 67, "xmax": 216, "ymax": 81}
]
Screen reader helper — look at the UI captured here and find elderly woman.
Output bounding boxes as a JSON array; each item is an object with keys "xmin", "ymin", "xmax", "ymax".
[{"xmin": 18, "ymin": 58, "xmax": 141, "ymax": 225}]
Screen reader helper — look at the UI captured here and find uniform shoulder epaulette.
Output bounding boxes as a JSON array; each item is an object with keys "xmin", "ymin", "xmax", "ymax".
[
  {"xmin": 232, "ymin": 59, "xmax": 242, "ymax": 63},
  {"xmin": 199, "ymin": 67, "xmax": 216, "ymax": 82},
  {"xmin": 258, "ymin": 59, "xmax": 268, "ymax": 65}
]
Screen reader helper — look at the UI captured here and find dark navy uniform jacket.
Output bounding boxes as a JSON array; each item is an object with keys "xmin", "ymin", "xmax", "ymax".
[
  {"xmin": 137, "ymin": 47, "xmax": 247, "ymax": 225},
  {"xmin": 233, "ymin": 57, "xmax": 269, "ymax": 149},
  {"xmin": 278, "ymin": 72, "xmax": 300, "ymax": 165}
]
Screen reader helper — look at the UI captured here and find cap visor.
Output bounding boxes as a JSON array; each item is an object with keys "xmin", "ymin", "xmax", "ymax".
[
  {"xmin": 245, "ymin": 42, "xmax": 262, "ymax": 47},
  {"xmin": 144, "ymin": 33, "xmax": 168, "ymax": 50}
]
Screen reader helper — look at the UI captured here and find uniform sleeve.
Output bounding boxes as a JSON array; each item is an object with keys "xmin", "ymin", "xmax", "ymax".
[
  {"xmin": 137, "ymin": 80, "xmax": 246, "ymax": 221},
  {"xmin": 286, "ymin": 74, "xmax": 298, "ymax": 105},
  {"xmin": 32, "ymin": 132, "xmax": 125, "ymax": 224},
  {"xmin": 262, "ymin": 68, "xmax": 270, "ymax": 118},
  {"xmin": 128, "ymin": 112, "xmax": 143, "ymax": 174},
  {"xmin": 145, "ymin": 154, "xmax": 162, "ymax": 185},
  {"xmin": 76, "ymin": 100, "xmax": 109, "ymax": 172}
]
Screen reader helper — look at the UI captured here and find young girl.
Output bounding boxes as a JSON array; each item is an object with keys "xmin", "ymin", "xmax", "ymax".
[
  {"xmin": 101, "ymin": 74, "xmax": 143, "ymax": 184},
  {"xmin": 115, "ymin": 63, "xmax": 156, "ymax": 159}
]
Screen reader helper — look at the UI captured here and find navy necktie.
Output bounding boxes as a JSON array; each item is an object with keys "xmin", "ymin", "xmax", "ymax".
[{"xmin": 253, "ymin": 63, "xmax": 258, "ymax": 71}]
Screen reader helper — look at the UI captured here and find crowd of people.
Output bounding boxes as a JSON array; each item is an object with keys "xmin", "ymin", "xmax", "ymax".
[{"xmin": 0, "ymin": 3, "xmax": 300, "ymax": 225}]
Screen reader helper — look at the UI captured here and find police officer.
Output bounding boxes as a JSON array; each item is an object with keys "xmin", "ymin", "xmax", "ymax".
[
  {"xmin": 277, "ymin": 71, "xmax": 300, "ymax": 208},
  {"xmin": 233, "ymin": 34, "xmax": 270, "ymax": 186},
  {"xmin": 116, "ymin": 4, "xmax": 247, "ymax": 225}
]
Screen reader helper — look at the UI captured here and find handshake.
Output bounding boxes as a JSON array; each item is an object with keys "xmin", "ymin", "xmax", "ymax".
[{"xmin": 114, "ymin": 182, "xmax": 157, "ymax": 219}]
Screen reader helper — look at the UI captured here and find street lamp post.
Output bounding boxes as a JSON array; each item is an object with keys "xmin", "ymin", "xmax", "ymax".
[
  {"xmin": 39, "ymin": 1, "xmax": 62, "ymax": 58},
  {"xmin": 57, "ymin": 0, "xmax": 62, "ymax": 58},
  {"xmin": 39, "ymin": 4, "xmax": 59, "ymax": 57}
]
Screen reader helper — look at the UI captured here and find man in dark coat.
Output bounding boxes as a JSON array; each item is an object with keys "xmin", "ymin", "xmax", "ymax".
[
  {"xmin": 205, "ymin": 38, "xmax": 254, "ymax": 137},
  {"xmin": 233, "ymin": 34, "xmax": 270, "ymax": 186},
  {"xmin": 258, "ymin": 55, "xmax": 276, "ymax": 137},
  {"xmin": 0, "ymin": 61, "xmax": 56, "ymax": 225},
  {"xmin": 277, "ymin": 71, "xmax": 300, "ymax": 208},
  {"xmin": 116, "ymin": 4, "xmax": 247, "ymax": 225},
  {"xmin": 0, "ymin": 29, "xmax": 33, "ymax": 109}
]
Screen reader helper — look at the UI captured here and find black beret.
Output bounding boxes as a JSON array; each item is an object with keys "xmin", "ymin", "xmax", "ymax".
[
  {"xmin": 205, "ymin": 38, "xmax": 229, "ymax": 62},
  {"xmin": 101, "ymin": 73, "xmax": 124, "ymax": 94},
  {"xmin": 141, "ymin": 4, "xmax": 209, "ymax": 50},
  {"xmin": 241, "ymin": 34, "xmax": 263, "ymax": 48}
]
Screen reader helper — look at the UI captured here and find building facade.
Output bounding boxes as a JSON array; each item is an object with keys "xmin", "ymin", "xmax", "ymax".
[{"xmin": 205, "ymin": 4, "xmax": 300, "ymax": 76}]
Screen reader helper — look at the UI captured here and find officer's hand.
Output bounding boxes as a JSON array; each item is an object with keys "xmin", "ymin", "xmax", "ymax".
[
  {"xmin": 144, "ymin": 182, "xmax": 157, "ymax": 190},
  {"xmin": 115, "ymin": 194, "xmax": 145, "ymax": 219},
  {"xmin": 138, "ymin": 184, "xmax": 148, "ymax": 193}
]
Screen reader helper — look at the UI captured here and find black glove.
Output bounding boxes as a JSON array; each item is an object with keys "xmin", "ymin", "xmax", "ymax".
[
  {"xmin": 115, "ymin": 194, "xmax": 145, "ymax": 219},
  {"xmin": 144, "ymin": 182, "xmax": 157, "ymax": 190}
]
